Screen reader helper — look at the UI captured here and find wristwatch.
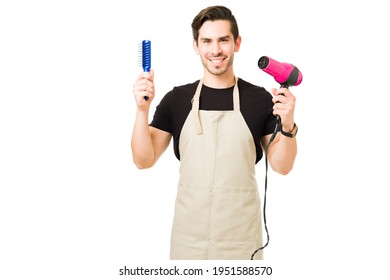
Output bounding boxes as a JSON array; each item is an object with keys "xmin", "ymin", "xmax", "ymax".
[{"xmin": 281, "ymin": 123, "xmax": 298, "ymax": 138}]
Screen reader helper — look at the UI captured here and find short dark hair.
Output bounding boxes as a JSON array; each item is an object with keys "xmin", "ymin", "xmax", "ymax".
[{"xmin": 191, "ymin": 6, "xmax": 239, "ymax": 43}]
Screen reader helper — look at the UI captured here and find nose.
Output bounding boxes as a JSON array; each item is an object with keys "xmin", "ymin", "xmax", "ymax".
[{"xmin": 211, "ymin": 41, "xmax": 221, "ymax": 55}]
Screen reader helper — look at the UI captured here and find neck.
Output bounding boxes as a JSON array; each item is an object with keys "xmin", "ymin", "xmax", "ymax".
[{"xmin": 202, "ymin": 71, "xmax": 236, "ymax": 89}]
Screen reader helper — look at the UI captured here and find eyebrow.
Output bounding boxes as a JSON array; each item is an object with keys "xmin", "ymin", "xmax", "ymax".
[{"xmin": 199, "ymin": 35, "xmax": 232, "ymax": 41}]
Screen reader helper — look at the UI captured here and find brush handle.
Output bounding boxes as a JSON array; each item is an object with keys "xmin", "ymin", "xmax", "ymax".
[{"xmin": 142, "ymin": 40, "xmax": 151, "ymax": 100}]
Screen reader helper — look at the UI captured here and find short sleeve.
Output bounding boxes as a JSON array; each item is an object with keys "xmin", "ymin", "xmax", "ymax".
[
  {"xmin": 149, "ymin": 91, "xmax": 173, "ymax": 133},
  {"xmin": 262, "ymin": 92, "xmax": 277, "ymax": 136}
]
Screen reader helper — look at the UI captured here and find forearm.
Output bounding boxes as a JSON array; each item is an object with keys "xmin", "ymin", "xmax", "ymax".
[
  {"xmin": 268, "ymin": 133, "xmax": 297, "ymax": 175},
  {"xmin": 131, "ymin": 109, "xmax": 155, "ymax": 169}
]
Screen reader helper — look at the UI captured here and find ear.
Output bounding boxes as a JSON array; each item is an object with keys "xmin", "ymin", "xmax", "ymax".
[
  {"xmin": 234, "ymin": 35, "xmax": 242, "ymax": 52},
  {"xmin": 193, "ymin": 39, "xmax": 199, "ymax": 55}
]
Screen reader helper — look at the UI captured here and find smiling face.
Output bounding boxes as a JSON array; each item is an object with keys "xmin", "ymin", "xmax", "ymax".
[{"xmin": 193, "ymin": 20, "xmax": 241, "ymax": 80}]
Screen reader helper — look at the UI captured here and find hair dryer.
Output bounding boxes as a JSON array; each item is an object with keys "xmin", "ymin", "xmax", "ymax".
[
  {"xmin": 258, "ymin": 56, "xmax": 302, "ymax": 88},
  {"xmin": 258, "ymin": 56, "xmax": 302, "ymax": 141}
]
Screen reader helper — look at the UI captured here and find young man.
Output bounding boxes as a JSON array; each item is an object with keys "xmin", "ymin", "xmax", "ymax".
[{"xmin": 131, "ymin": 5, "xmax": 297, "ymax": 260}]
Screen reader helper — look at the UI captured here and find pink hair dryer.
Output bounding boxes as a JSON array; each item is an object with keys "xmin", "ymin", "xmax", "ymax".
[
  {"xmin": 258, "ymin": 56, "xmax": 302, "ymax": 88},
  {"xmin": 258, "ymin": 56, "xmax": 302, "ymax": 136}
]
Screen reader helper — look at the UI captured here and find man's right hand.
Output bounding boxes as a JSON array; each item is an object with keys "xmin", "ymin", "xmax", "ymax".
[{"xmin": 133, "ymin": 69, "xmax": 155, "ymax": 109}]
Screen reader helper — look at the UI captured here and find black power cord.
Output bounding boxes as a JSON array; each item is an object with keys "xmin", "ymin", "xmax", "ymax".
[{"xmin": 251, "ymin": 116, "xmax": 281, "ymax": 260}]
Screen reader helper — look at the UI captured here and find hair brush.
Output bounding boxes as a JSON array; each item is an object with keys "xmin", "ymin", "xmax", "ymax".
[{"xmin": 138, "ymin": 40, "xmax": 151, "ymax": 100}]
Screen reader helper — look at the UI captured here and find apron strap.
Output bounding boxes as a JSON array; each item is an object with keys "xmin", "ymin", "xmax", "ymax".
[
  {"xmin": 193, "ymin": 79, "xmax": 203, "ymax": 135},
  {"xmin": 233, "ymin": 76, "xmax": 240, "ymax": 112}
]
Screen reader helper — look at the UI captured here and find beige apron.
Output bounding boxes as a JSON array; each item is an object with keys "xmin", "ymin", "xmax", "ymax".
[{"xmin": 170, "ymin": 78, "xmax": 263, "ymax": 260}]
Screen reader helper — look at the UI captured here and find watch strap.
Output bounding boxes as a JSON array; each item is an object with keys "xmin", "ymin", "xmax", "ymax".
[{"xmin": 281, "ymin": 123, "xmax": 298, "ymax": 138}]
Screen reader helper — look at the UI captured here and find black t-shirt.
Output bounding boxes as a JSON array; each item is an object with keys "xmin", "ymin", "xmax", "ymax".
[{"xmin": 150, "ymin": 78, "xmax": 277, "ymax": 163}]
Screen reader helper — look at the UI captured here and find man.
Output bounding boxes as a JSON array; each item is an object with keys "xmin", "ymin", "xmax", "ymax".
[{"xmin": 131, "ymin": 5, "xmax": 297, "ymax": 260}]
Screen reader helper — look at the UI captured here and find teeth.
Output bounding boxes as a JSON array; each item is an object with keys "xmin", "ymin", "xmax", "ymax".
[{"xmin": 211, "ymin": 59, "xmax": 223, "ymax": 63}]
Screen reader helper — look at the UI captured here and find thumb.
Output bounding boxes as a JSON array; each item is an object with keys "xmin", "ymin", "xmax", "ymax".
[{"xmin": 149, "ymin": 69, "xmax": 155, "ymax": 82}]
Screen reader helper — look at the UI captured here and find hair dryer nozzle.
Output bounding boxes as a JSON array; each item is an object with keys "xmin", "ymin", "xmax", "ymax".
[
  {"xmin": 258, "ymin": 56, "xmax": 302, "ymax": 87},
  {"xmin": 258, "ymin": 56, "xmax": 270, "ymax": 69}
]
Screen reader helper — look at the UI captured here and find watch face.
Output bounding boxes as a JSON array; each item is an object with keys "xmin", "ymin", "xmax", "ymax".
[
  {"xmin": 292, "ymin": 126, "xmax": 297, "ymax": 134},
  {"xmin": 291, "ymin": 125, "xmax": 298, "ymax": 137}
]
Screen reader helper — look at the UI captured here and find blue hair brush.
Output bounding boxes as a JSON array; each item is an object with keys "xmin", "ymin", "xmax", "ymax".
[{"xmin": 138, "ymin": 40, "xmax": 151, "ymax": 100}]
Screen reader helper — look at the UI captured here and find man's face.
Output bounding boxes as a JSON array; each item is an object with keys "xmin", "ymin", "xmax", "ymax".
[{"xmin": 194, "ymin": 20, "xmax": 241, "ymax": 76}]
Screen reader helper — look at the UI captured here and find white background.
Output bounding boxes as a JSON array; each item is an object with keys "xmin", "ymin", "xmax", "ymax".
[{"xmin": 1, "ymin": 0, "xmax": 389, "ymax": 279}]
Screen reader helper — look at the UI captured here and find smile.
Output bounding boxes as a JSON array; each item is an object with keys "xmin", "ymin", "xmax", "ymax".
[{"xmin": 209, "ymin": 58, "xmax": 225, "ymax": 65}]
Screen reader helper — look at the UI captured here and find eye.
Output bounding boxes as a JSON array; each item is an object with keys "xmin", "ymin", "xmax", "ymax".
[{"xmin": 220, "ymin": 37, "xmax": 230, "ymax": 43}]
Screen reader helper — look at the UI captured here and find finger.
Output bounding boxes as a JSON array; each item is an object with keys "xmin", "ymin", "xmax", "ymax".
[
  {"xmin": 274, "ymin": 87, "xmax": 288, "ymax": 96},
  {"xmin": 134, "ymin": 76, "xmax": 154, "ymax": 91},
  {"xmin": 273, "ymin": 102, "xmax": 285, "ymax": 110},
  {"xmin": 135, "ymin": 84, "xmax": 153, "ymax": 97},
  {"xmin": 138, "ymin": 78, "xmax": 154, "ymax": 89},
  {"xmin": 136, "ymin": 88, "xmax": 152, "ymax": 100},
  {"xmin": 271, "ymin": 87, "xmax": 289, "ymax": 98},
  {"xmin": 272, "ymin": 94, "xmax": 287, "ymax": 104},
  {"xmin": 279, "ymin": 88, "xmax": 295, "ymax": 100},
  {"xmin": 138, "ymin": 70, "xmax": 154, "ymax": 83},
  {"xmin": 137, "ymin": 71, "xmax": 153, "ymax": 82}
]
